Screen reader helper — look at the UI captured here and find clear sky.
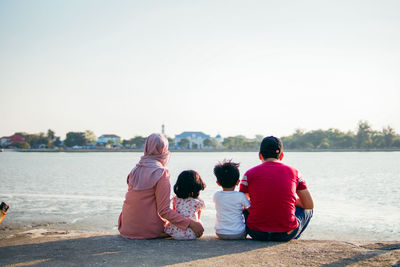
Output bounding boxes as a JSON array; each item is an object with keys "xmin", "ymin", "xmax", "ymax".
[{"xmin": 1, "ymin": 0, "xmax": 399, "ymax": 139}]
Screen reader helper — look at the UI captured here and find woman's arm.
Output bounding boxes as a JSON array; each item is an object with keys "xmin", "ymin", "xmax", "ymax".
[{"xmin": 155, "ymin": 172, "xmax": 204, "ymax": 237}]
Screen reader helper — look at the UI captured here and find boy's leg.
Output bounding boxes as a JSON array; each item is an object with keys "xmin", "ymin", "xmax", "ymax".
[
  {"xmin": 216, "ymin": 231, "xmax": 247, "ymax": 240},
  {"xmin": 293, "ymin": 207, "xmax": 313, "ymax": 239}
]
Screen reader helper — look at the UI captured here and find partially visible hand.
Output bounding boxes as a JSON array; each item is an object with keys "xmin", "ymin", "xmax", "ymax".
[{"xmin": 189, "ymin": 220, "xmax": 204, "ymax": 237}]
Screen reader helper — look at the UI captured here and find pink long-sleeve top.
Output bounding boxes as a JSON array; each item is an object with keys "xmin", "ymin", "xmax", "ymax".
[{"xmin": 118, "ymin": 170, "xmax": 191, "ymax": 239}]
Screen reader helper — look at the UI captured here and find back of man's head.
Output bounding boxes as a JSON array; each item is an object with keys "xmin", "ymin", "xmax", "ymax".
[{"xmin": 260, "ymin": 136, "xmax": 283, "ymax": 160}]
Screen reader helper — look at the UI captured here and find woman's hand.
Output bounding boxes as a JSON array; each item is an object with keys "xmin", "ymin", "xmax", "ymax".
[{"xmin": 189, "ymin": 220, "xmax": 204, "ymax": 237}]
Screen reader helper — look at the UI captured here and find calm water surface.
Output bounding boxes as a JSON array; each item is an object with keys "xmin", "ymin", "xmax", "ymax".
[{"xmin": 0, "ymin": 151, "xmax": 399, "ymax": 241}]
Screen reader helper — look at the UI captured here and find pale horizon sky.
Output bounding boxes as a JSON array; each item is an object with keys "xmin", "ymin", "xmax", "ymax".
[{"xmin": 1, "ymin": 1, "xmax": 399, "ymax": 139}]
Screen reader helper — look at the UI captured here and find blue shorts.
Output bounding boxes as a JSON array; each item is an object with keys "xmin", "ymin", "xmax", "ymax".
[{"xmin": 246, "ymin": 207, "xmax": 313, "ymax": 242}]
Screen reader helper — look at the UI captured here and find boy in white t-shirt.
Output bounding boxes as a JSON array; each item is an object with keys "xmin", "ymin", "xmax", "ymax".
[{"xmin": 213, "ymin": 160, "xmax": 251, "ymax": 239}]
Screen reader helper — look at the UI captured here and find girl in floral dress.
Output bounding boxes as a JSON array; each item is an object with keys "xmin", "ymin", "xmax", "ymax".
[{"xmin": 165, "ymin": 170, "xmax": 206, "ymax": 240}]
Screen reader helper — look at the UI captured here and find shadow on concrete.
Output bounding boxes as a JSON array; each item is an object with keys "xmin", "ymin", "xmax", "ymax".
[
  {"xmin": 0, "ymin": 235, "xmax": 279, "ymax": 266},
  {"xmin": 321, "ymin": 242, "xmax": 400, "ymax": 267}
]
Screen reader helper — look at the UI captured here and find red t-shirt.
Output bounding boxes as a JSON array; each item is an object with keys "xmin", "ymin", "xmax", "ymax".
[{"xmin": 239, "ymin": 161, "xmax": 307, "ymax": 233}]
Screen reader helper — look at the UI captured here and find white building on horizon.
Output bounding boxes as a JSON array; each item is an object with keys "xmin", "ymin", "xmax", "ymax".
[
  {"xmin": 96, "ymin": 134, "xmax": 121, "ymax": 146},
  {"xmin": 215, "ymin": 134, "xmax": 223, "ymax": 148},
  {"xmin": 174, "ymin": 131, "xmax": 211, "ymax": 149}
]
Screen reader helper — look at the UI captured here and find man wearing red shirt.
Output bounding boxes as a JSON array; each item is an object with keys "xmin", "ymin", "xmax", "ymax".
[{"xmin": 239, "ymin": 136, "xmax": 314, "ymax": 241}]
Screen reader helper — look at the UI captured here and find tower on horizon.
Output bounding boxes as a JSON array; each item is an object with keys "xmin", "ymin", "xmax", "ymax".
[{"xmin": 162, "ymin": 124, "xmax": 165, "ymax": 135}]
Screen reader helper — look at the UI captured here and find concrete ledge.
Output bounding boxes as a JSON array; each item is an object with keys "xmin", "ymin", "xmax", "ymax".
[{"xmin": 0, "ymin": 230, "xmax": 399, "ymax": 266}]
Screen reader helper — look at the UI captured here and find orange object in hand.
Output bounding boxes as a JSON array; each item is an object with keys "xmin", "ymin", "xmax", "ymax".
[
  {"xmin": 0, "ymin": 211, "xmax": 6, "ymax": 223},
  {"xmin": 0, "ymin": 202, "xmax": 9, "ymax": 223}
]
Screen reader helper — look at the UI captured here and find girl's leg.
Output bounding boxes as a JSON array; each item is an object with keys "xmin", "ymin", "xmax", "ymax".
[{"xmin": 159, "ymin": 232, "xmax": 170, "ymax": 238}]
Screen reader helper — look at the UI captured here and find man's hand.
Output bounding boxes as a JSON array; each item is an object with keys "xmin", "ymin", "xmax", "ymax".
[{"xmin": 189, "ymin": 220, "xmax": 204, "ymax": 237}]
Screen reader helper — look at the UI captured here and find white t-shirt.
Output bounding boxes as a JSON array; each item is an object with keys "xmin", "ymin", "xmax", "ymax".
[{"xmin": 213, "ymin": 191, "xmax": 251, "ymax": 235}]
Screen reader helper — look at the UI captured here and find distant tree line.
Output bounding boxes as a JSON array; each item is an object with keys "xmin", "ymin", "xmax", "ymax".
[
  {"xmin": 8, "ymin": 130, "xmax": 96, "ymax": 149},
  {"xmin": 121, "ymin": 136, "xmax": 147, "ymax": 149},
  {"xmin": 3, "ymin": 121, "xmax": 399, "ymax": 150},
  {"xmin": 195, "ymin": 121, "xmax": 400, "ymax": 150},
  {"xmin": 63, "ymin": 130, "xmax": 97, "ymax": 147},
  {"xmin": 281, "ymin": 121, "xmax": 400, "ymax": 150},
  {"xmin": 219, "ymin": 135, "xmax": 263, "ymax": 150},
  {"xmin": 12, "ymin": 129, "xmax": 62, "ymax": 149}
]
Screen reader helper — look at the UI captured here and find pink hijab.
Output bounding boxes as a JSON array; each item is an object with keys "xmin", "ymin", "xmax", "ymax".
[{"xmin": 127, "ymin": 133, "xmax": 171, "ymax": 190}]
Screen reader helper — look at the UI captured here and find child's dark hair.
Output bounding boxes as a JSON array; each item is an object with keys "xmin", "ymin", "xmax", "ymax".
[
  {"xmin": 173, "ymin": 170, "xmax": 206, "ymax": 199},
  {"xmin": 213, "ymin": 160, "xmax": 240, "ymax": 188}
]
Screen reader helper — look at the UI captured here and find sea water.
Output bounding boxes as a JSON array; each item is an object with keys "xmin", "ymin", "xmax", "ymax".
[{"xmin": 0, "ymin": 151, "xmax": 399, "ymax": 241}]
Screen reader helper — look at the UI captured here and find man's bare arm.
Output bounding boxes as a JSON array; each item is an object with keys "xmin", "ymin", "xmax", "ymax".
[{"xmin": 296, "ymin": 189, "xmax": 314, "ymax": 209}]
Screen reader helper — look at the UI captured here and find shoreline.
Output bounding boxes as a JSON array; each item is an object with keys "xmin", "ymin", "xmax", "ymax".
[
  {"xmin": 3, "ymin": 148, "xmax": 400, "ymax": 153},
  {"xmin": 1, "ymin": 226, "xmax": 399, "ymax": 266}
]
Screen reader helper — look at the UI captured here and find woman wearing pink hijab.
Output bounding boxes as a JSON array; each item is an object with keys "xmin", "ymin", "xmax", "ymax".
[{"xmin": 118, "ymin": 133, "xmax": 204, "ymax": 239}]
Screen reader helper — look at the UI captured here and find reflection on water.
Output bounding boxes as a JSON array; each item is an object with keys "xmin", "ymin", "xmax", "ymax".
[{"xmin": 1, "ymin": 151, "xmax": 399, "ymax": 240}]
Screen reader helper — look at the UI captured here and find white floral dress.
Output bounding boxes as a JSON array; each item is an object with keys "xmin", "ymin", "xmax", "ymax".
[{"xmin": 165, "ymin": 196, "xmax": 205, "ymax": 240}]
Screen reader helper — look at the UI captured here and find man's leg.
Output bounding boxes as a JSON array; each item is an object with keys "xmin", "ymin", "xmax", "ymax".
[
  {"xmin": 247, "ymin": 227, "xmax": 292, "ymax": 242},
  {"xmin": 246, "ymin": 226, "xmax": 272, "ymax": 241},
  {"xmin": 243, "ymin": 209, "xmax": 249, "ymax": 222},
  {"xmin": 293, "ymin": 207, "xmax": 313, "ymax": 239},
  {"xmin": 246, "ymin": 208, "xmax": 313, "ymax": 241}
]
